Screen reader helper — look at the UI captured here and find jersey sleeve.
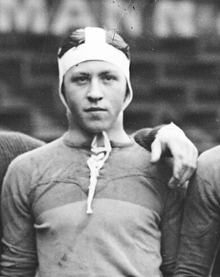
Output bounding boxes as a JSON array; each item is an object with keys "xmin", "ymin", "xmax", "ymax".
[
  {"xmin": 160, "ymin": 185, "xmax": 185, "ymax": 277},
  {"xmin": 0, "ymin": 158, "xmax": 38, "ymax": 277},
  {"xmin": 132, "ymin": 127, "xmax": 161, "ymax": 151},
  {"xmin": 174, "ymin": 147, "xmax": 220, "ymax": 276}
]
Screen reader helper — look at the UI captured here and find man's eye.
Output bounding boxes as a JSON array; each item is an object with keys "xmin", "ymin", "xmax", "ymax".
[
  {"xmin": 71, "ymin": 76, "xmax": 89, "ymax": 84},
  {"xmin": 102, "ymin": 75, "xmax": 116, "ymax": 81}
]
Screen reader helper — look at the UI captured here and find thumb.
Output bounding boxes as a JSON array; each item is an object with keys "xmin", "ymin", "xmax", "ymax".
[{"xmin": 150, "ymin": 138, "xmax": 162, "ymax": 163}]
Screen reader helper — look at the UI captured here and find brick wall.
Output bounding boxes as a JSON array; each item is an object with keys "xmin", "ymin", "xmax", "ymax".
[{"xmin": 0, "ymin": 34, "xmax": 220, "ymax": 152}]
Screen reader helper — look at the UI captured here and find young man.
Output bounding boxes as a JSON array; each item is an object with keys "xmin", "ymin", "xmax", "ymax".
[
  {"xmin": 0, "ymin": 27, "xmax": 197, "ymax": 277},
  {"xmin": 174, "ymin": 145, "xmax": 220, "ymax": 277}
]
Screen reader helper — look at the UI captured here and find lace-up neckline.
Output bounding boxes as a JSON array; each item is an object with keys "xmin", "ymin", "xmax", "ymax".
[{"xmin": 86, "ymin": 131, "xmax": 112, "ymax": 214}]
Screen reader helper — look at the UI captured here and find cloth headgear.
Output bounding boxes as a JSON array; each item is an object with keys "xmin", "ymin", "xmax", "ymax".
[{"xmin": 57, "ymin": 27, "xmax": 133, "ymax": 111}]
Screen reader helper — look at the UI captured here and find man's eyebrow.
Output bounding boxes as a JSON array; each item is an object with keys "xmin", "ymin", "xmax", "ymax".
[
  {"xmin": 73, "ymin": 72, "xmax": 90, "ymax": 76},
  {"xmin": 99, "ymin": 70, "xmax": 118, "ymax": 75}
]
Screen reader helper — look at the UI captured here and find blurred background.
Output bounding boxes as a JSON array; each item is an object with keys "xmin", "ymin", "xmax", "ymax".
[
  {"xmin": 1, "ymin": 0, "xmax": 220, "ymax": 155},
  {"xmin": 1, "ymin": 0, "xmax": 220, "ymax": 275}
]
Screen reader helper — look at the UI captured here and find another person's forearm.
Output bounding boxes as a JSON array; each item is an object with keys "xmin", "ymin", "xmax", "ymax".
[{"xmin": 133, "ymin": 123, "xmax": 198, "ymax": 188}]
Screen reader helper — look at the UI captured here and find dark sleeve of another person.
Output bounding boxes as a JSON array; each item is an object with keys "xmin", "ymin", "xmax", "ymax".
[
  {"xmin": 174, "ymin": 146, "xmax": 220, "ymax": 277},
  {"xmin": 0, "ymin": 131, "xmax": 45, "ymax": 248},
  {"xmin": 132, "ymin": 126, "xmax": 164, "ymax": 151}
]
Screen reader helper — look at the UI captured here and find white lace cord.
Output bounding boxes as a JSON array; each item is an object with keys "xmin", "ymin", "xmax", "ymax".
[{"xmin": 86, "ymin": 131, "xmax": 112, "ymax": 214}]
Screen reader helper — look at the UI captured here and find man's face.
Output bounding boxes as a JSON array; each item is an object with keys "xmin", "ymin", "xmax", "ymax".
[{"xmin": 63, "ymin": 60, "xmax": 127, "ymax": 134}]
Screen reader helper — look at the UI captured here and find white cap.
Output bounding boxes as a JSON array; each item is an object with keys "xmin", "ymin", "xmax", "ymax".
[{"xmin": 57, "ymin": 27, "xmax": 133, "ymax": 111}]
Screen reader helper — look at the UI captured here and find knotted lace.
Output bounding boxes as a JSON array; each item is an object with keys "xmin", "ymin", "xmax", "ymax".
[{"xmin": 86, "ymin": 131, "xmax": 112, "ymax": 214}]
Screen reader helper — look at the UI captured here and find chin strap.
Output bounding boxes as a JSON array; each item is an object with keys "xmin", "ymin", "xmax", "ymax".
[{"xmin": 86, "ymin": 131, "xmax": 112, "ymax": 214}]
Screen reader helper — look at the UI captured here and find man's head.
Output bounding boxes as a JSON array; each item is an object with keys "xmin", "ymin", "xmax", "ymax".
[{"xmin": 57, "ymin": 27, "xmax": 132, "ymax": 135}]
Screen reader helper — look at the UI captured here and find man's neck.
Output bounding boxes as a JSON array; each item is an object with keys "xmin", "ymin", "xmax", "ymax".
[{"xmin": 66, "ymin": 128, "xmax": 131, "ymax": 146}]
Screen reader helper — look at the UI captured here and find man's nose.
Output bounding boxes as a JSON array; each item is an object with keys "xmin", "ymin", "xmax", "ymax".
[{"xmin": 87, "ymin": 79, "xmax": 103, "ymax": 101}]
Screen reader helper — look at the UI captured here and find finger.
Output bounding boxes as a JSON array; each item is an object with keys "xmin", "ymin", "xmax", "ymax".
[
  {"xmin": 168, "ymin": 178, "xmax": 189, "ymax": 190},
  {"xmin": 168, "ymin": 176, "xmax": 180, "ymax": 189},
  {"xmin": 171, "ymin": 150, "xmax": 184, "ymax": 179},
  {"xmin": 150, "ymin": 138, "xmax": 162, "ymax": 163},
  {"xmin": 168, "ymin": 150, "xmax": 187, "ymax": 188},
  {"xmin": 177, "ymin": 167, "xmax": 194, "ymax": 186},
  {"xmin": 168, "ymin": 157, "xmax": 183, "ymax": 188},
  {"xmin": 168, "ymin": 166, "xmax": 188, "ymax": 188},
  {"xmin": 174, "ymin": 157, "xmax": 197, "ymax": 184},
  {"xmin": 168, "ymin": 159, "xmax": 197, "ymax": 188},
  {"xmin": 171, "ymin": 144, "xmax": 198, "ymax": 178},
  {"xmin": 168, "ymin": 166, "xmax": 189, "ymax": 188},
  {"xmin": 169, "ymin": 138, "xmax": 198, "ymax": 168}
]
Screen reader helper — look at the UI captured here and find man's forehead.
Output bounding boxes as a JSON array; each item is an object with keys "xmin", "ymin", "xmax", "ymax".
[{"xmin": 67, "ymin": 60, "xmax": 122, "ymax": 74}]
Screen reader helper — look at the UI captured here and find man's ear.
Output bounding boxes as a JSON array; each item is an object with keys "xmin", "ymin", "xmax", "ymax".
[
  {"xmin": 124, "ymin": 84, "xmax": 129, "ymax": 101},
  {"xmin": 122, "ymin": 84, "xmax": 132, "ymax": 111},
  {"xmin": 61, "ymin": 82, "xmax": 71, "ymax": 114},
  {"xmin": 61, "ymin": 82, "xmax": 67, "ymax": 101}
]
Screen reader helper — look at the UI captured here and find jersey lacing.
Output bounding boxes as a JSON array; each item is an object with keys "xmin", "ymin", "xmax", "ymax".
[{"xmin": 86, "ymin": 131, "xmax": 112, "ymax": 214}]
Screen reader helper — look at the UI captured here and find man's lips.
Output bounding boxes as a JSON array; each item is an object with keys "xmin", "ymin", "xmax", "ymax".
[{"xmin": 85, "ymin": 107, "xmax": 106, "ymax": 112}]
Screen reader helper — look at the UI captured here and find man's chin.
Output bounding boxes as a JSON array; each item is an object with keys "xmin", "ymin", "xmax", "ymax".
[{"xmin": 84, "ymin": 124, "xmax": 110, "ymax": 134}]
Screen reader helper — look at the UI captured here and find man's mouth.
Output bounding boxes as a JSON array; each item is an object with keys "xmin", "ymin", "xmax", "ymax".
[{"xmin": 86, "ymin": 107, "xmax": 106, "ymax": 112}]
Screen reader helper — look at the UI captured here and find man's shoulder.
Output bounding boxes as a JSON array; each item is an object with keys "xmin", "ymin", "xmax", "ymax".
[
  {"xmin": 9, "ymin": 137, "xmax": 63, "ymax": 169},
  {"xmin": 197, "ymin": 145, "xmax": 220, "ymax": 173},
  {"xmin": 196, "ymin": 145, "xmax": 220, "ymax": 182},
  {"xmin": 199, "ymin": 145, "xmax": 220, "ymax": 165},
  {"xmin": 128, "ymin": 140, "xmax": 173, "ymax": 184},
  {"xmin": 126, "ymin": 140, "xmax": 152, "ymax": 163},
  {"xmin": 132, "ymin": 139, "xmax": 151, "ymax": 153}
]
